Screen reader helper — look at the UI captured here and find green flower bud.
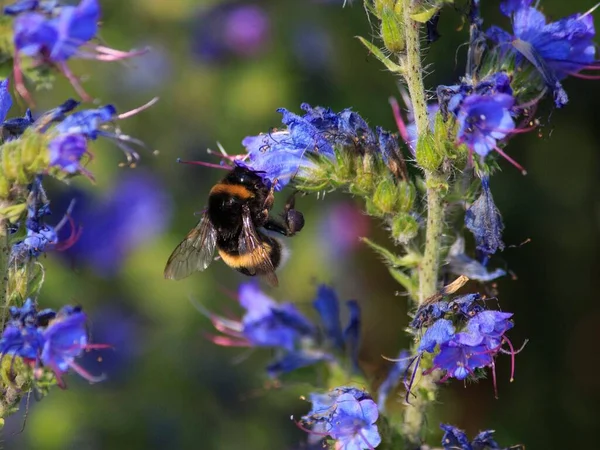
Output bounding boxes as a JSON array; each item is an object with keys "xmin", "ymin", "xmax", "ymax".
[
  {"xmin": 391, "ymin": 212, "xmax": 419, "ymax": 244},
  {"xmin": 380, "ymin": 7, "xmax": 405, "ymax": 54},
  {"xmin": 415, "ymin": 132, "xmax": 443, "ymax": 171}
]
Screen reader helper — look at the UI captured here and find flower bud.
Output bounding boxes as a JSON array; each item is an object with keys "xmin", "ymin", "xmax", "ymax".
[
  {"xmin": 380, "ymin": 6, "xmax": 405, "ymax": 53},
  {"xmin": 391, "ymin": 212, "xmax": 419, "ymax": 244},
  {"xmin": 415, "ymin": 132, "xmax": 443, "ymax": 171}
]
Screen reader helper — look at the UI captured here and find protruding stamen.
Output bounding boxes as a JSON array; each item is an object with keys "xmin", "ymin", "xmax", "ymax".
[
  {"xmin": 117, "ymin": 97, "xmax": 159, "ymax": 120},
  {"xmin": 176, "ymin": 158, "xmax": 231, "ymax": 170}
]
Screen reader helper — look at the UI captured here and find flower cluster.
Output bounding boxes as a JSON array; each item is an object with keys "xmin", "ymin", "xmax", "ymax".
[
  {"xmin": 407, "ymin": 293, "xmax": 518, "ymax": 398},
  {"xmin": 0, "ymin": 298, "xmax": 106, "ymax": 387},
  {"xmin": 9, "ymin": 175, "xmax": 79, "ymax": 265},
  {"xmin": 440, "ymin": 423, "xmax": 519, "ymax": 450},
  {"xmin": 241, "ymin": 102, "xmax": 407, "ymax": 190},
  {"xmin": 4, "ymin": 0, "xmax": 146, "ymax": 103},
  {"xmin": 203, "ymin": 283, "xmax": 360, "ymax": 378},
  {"xmin": 0, "ymin": 78, "xmax": 152, "ymax": 196},
  {"xmin": 487, "ymin": 0, "xmax": 598, "ymax": 107},
  {"xmin": 299, "ymin": 387, "xmax": 381, "ymax": 450}
]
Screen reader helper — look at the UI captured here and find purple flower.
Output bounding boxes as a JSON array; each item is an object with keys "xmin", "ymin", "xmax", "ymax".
[
  {"xmin": 0, "ymin": 320, "xmax": 44, "ymax": 362},
  {"xmin": 48, "ymin": 133, "xmax": 88, "ymax": 174},
  {"xmin": 440, "ymin": 424, "xmax": 505, "ymax": 450},
  {"xmin": 432, "ymin": 341, "xmax": 492, "ymax": 380},
  {"xmin": 313, "ymin": 285, "xmax": 345, "ymax": 349},
  {"xmin": 0, "ymin": 79, "xmax": 13, "ymax": 123},
  {"xmin": 4, "ymin": 0, "xmax": 41, "ymax": 15},
  {"xmin": 488, "ymin": 2, "xmax": 598, "ymax": 107},
  {"xmin": 242, "ymin": 103, "xmax": 394, "ymax": 189},
  {"xmin": 53, "ymin": 100, "xmax": 156, "ymax": 166},
  {"xmin": 191, "ymin": 3, "xmax": 270, "ymax": 63},
  {"xmin": 447, "ymin": 236, "xmax": 506, "ymax": 282},
  {"xmin": 41, "ymin": 306, "xmax": 106, "ymax": 385},
  {"xmin": 426, "ymin": 310, "xmax": 518, "ymax": 395},
  {"xmin": 205, "ymin": 282, "xmax": 315, "ymax": 350},
  {"xmin": 63, "ymin": 170, "xmax": 171, "ymax": 277},
  {"xmin": 417, "ymin": 318, "xmax": 455, "ymax": 353},
  {"xmin": 465, "ymin": 176, "xmax": 505, "ymax": 255},
  {"xmin": 240, "ymin": 283, "xmax": 315, "ymax": 350},
  {"xmin": 302, "ymin": 388, "xmax": 381, "ymax": 450},
  {"xmin": 12, "ymin": 0, "xmax": 145, "ymax": 102},
  {"xmin": 10, "ymin": 177, "xmax": 80, "ymax": 264},
  {"xmin": 456, "ymin": 94, "xmax": 515, "ymax": 157},
  {"xmin": 223, "ymin": 5, "xmax": 270, "ymax": 56}
]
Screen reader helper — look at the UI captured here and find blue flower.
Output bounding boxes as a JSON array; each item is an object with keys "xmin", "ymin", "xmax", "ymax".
[
  {"xmin": 432, "ymin": 341, "xmax": 492, "ymax": 380},
  {"xmin": 417, "ymin": 318, "xmax": 455, "ymax": 353},
  {"xmin": 12, "ymin": 0, "xmax": 145, "ymax": 102},
  {"xmin": 456, "ymin": 93, "xmax": 515, "ymax": 158},
  {"xmin": 191, "ymin": 3, "xmax": 271, "ymax": 63},
  {"xmin": 440, "ymin": 424, "xmax": 473, "ymax": 450},
  {"xmin": 48, "ymin": 133, "xmax": 88, "ymax": 174},
  {"xmin": 302, "ymin": 388, "xmax": 381, "ymax": 450},
  {"xmin": 313, "ymin": 285, "xmax": 345, "ymax": 349},
  {"xmin": 487, "ymin": 2, "xmax": 598, "ymax": 107},
  {"xmin": 447, "ymin": 236, "xmax": 506, "ymax": 282},
  {"xmin": 426, "ymin": 310, "xmax": 518, "ymax": 395},
  {"xmin": 242, "ymin": 103, "xmax": 398, "ymax": 189},
  {"xmin": 465, "ymin": 176, "xmax": 505, "ymax": 255},
  {"xmin": 54, "ymin": 101, "xmax": 155, "ymax": 166},
  {"xmin": 41, "ymin": 305, "xmax": 106, "ymax": 385},
  {"xmin": 312, "ymin": 285, "xmax": 362, "ymax": 370},
  {"xmin": 440, "ymin": 424, "xmax": 506, "ymax": 450},
  {"xmin": 10, "ymin": 177, "xmax": 80, "ymax": 264},
  {"xmin": 3, "ymin": 0, "xmax": 56, "ymax": 16},
  {"xmin": 61, "ymin": 170, "xmax": 170, "ymax": 276},
  {"xmin": 205, "ymin": 282, "xmax": 315, "ymax": 350},
  {"xmin": 0, "ymin": 79, "xmax": 13, "ymax": 123}
]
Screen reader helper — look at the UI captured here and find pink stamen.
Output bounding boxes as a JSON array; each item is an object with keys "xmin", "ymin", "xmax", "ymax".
[
  {"xmin": 68, "ymin": 361, "xmax": 106, "ymax": 383},
  {"xmin": 493, "ymin": 145, "xmax": 527, "ymax": 175},
  {"xmin": 207, "ymin": 334, "xmax": 251, "ymax": 347},
  {"xmin": 491, "ymin": 360, "xmax": 499, "ymax": 399},
  {"xmin": 502, "ymin": 336, "xmax": 517, "ymax": 382},
  {"xmin": 389, "ymin": 96, "xmax": 409, "ymax": 143},
  {"xmin": 176, "ymin": 158, "xmax": 232, "ymax": 170},
  {"xmin": 58, "ymin": 62, "xmax": 93, "ymax": 102},
  {"xmin": 13, "ymin": 57, "xmax": 35, "ymax": 107},
  {"xmin": 117, "ymin": 97, "xmax": 159, "ymax": 120},
  {"xmin": 570, "ymin": 72, "xmax": 600, "ymax": 80},
  {"xmin": 83, "ymin": 344, "xmax": 112, "ymax": 350}
]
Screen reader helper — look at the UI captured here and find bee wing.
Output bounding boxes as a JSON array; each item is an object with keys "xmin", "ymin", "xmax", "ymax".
[
  {"xmin": 164, "ymin": 212, "xmax": 217, "ymax": 280},
  {"xmin": 238, "ymin": 206, "xmax": 279, "ymax": 287}
]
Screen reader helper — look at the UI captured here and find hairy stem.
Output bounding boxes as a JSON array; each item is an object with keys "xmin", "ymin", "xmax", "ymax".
[
  {"xmin": 397, "ymin": 1, "xmax": 445, "ymax": 304},
  {"xmin": 398, "ymin": 0, "xmax": 446, "ymax": 443}
]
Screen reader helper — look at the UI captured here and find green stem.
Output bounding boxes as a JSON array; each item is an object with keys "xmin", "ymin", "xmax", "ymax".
[
  {"xmin": 396, "ymin": 0, "xmax": 445, "ymax": 304},
  {"xmin": 397, "ymin": 0, "xmax": 446, "ymax": 443}
]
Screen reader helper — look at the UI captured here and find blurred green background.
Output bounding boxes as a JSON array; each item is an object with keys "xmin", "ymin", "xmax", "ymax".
[{"xmin": 2, "ymin": 0, "xmax": 599, "ymax": 448}]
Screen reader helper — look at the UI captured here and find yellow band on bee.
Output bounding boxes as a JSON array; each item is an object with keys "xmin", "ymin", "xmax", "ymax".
[{"xmin": 210, "ymin": 183, "xmax": 254, "ymax": 200}]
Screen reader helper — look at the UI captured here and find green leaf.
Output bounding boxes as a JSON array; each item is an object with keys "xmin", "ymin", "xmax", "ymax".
[
  {"xmin": 410, "ymin": 6, "xmax": 440, "ymax": 23},
  {"xmin": 356, "ymin": 36, "xmax": 404, "ymax": 74},
  {"xmin": 361, "ymin": 237, "xmax": 403, "ymax": 266}
]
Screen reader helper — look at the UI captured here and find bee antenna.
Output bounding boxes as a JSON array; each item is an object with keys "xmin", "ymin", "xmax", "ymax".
[{"xmin": 176, "ymin": 158, "xmax": 232, "ymax": 170}]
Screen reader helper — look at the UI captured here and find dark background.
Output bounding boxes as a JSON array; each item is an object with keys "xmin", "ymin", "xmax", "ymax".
[{"xmin": 2, "ymin": 0, "xmax": 599, "ymax": 448}]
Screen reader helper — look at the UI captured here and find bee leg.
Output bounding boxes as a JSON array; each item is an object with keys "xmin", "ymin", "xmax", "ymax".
[
  {"xmin": 282, "ymin": 192, "xmax": 304, "ymax": 235},
  {"xmin": 263, "ymin": 193, "xmax": 305, "ymax": 236}
]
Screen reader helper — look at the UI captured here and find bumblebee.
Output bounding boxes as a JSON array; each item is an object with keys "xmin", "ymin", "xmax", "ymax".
[{"xmin": 164, "ymin": 165, "xmax": 304, "ymax": 286}]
